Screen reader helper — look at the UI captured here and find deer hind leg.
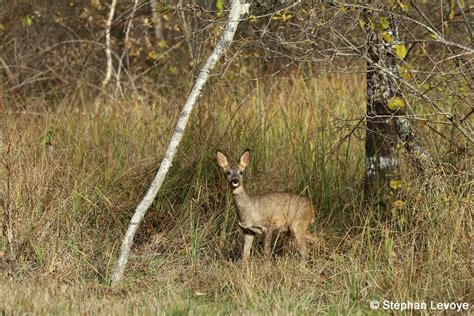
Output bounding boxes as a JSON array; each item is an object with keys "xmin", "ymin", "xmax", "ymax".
[
  {"xmin": 242, "ymin": 234, "xmax": 254, "ymax": 261},
  {"xmin": 263, "ymin": 229, "xmax": 274, "ymax": 259}
]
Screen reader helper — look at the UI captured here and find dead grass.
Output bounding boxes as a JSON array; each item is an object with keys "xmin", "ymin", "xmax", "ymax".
[{"xmin": 1, "ymin": 74, "xmax": 472, "ymax": 314}]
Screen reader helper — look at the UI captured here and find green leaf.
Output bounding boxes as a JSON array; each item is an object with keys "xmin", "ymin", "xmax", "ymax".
[
  {"xmin": 392, "ymin": 44, "xmax": 407, "ymax": 59},
  {"xmin": 0, "ymin": 23, "xmax": 4, "ymax": 32},
  {"xmin": 387, "ymin": 96, "xmax": 406, "ymax": 110},
  {"xmin": 45, "ymin": 130, "xmax": 54, "ymax": 144}
]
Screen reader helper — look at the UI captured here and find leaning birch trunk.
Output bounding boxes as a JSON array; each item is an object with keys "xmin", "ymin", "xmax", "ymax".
[
  {"xmin": 111, "ymin": 0, "xmax": 249, "ymax": 285},
  {"xmin": 101, "ymin": 0, "xmax": 117, "ymax": 88}
]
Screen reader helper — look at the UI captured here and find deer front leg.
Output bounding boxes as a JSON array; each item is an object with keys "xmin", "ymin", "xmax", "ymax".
[
  {"xmin": 242, "ymin": 234, "xmax": 254, "ymax": 261},
  {"xmin": 291, "ymin": 225, "xmax": 309, "ymax": 261},
  {"xmin": 263, "ymin": 229, "xmax": 274, "ymax": 259}
]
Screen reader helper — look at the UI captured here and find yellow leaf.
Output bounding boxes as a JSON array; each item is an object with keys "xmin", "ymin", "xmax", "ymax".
[
  {"xmin": 21, "ymin": 16, "xmax": 32, "ymax": 26},
  {"xmin": 358, "ymin": 19, "xmax": 365, "ymax": 29},
  {"xmin": 421, "ymin": 83, "xmax": 430, "ymax": 92},
  {"xmin": 389, "ymin": 179, "xmax": 404, "ymax": 190},
  {"xmin": 387, "ymin": 96, "xmax": 406, "ymax": 110},
  {"xmin": 382, "ymin": 31, "xmax": 393, "ymax": 43},
  {"xmin": 430, "ymin": 33, "xmax": 439, "ymax": 39},
  {"xmin": 0, "ymin": 23, "xmax": 4, "ymax": 32},
  {"xmin": 91, "ymin": 0, "xmax": 101, "ymax": 9},
  {"xmin": 400, "ymin": 213, "xmax": 406, "ymax": 225},
  {"xmin": 282, "ymin": 14, "xmax": 293, "ymax": 22},
  {"xmin": 158, "ymin": 40, "xmax": 168, "ymax": 49},
  {"xmin": 216, "ymin": 0, "xmax": 224, "ymax": 12},
  {"xmin": 248, "ymin": 15, "xmax": 256, "ymax": 22},
  {"xmin": 397, "ymin": 0, "xmax": 409, "ymax": 12},
  {"xmin": 169, "ymin": 66, "xmax": 177, "ymax": 74},
  {"xmin": 369, "ymin": 20, "xmax": 375, "ymax": 31},
  {"xmin": 443, "ymin": 21, "xmax": 449, "ymax": 32},
  {"xmin": 147, "ymin": 50, "xmax": 158, "ymax": 60},
  {"xmin": 399, "ymin": 65, "xmax": 414, "ymax": 80},
  {"xmin": 392, "ymin": 200, "xmax": 406, "ymax": 209},
  {"xmin": 392, "ymin": 44, "xmax": 407, "ymax": 59},
  {"xmin": 379, "ymin": 16, "xmax": 390, "ymax": 30},
  {"xmin": 448, "ymin": 0, "xmax": 455, "ymax": 20}
]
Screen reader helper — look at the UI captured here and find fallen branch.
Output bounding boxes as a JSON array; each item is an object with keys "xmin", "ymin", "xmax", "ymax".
[{"xmin": 111, "ymin": 0, "xmax": 249, "ymax": 285}]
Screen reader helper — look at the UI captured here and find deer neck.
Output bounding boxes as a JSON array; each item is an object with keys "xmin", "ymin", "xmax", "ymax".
[{"xmin": 232, "ymin": 185, "xmax": 254, "ymax": 224}]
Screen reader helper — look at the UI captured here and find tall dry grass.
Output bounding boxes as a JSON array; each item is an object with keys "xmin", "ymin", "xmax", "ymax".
[{"xmin": 1, "ymin": 74, "xmax": 472, "ymax": 314}]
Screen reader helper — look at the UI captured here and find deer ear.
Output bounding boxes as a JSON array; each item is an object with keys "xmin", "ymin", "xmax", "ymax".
[
  {"xmin": 239, "ymin": 149, "xmax": 251, "ymax": 168},
  {"xmin": 216, "ymin": 151, "xmax": 229, "ymax": 169}
]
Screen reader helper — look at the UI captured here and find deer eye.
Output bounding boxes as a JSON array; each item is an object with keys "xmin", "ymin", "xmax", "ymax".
[
  {"xmin": 239, "ymin": 171, "xmax": 243, "ymax": 175},
  {"xmin": 225, "ymin": 171, "xmax": 231, "ymax": 176}
]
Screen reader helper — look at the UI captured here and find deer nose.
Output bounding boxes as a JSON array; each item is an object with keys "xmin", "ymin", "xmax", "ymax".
[{"xmin": 231, "ymin": 178, "xmax": 240, "ymax": 187}]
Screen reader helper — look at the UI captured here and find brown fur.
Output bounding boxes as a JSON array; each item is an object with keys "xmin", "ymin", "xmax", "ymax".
[{"xmin": 216, "ymin": 149, "xmax": 316, "ymax": 261}]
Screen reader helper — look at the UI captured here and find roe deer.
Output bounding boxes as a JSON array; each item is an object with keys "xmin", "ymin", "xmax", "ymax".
[{"xmin": 216, "ymin": 149, "xmax": 316, "ymax": 261}]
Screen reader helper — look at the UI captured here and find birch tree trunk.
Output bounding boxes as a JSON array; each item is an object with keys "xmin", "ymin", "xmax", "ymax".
[
  {"xmin": 111, "ymin": 0, "xmax": 249, "ymax": 285},
  {"xmin": 101, "ymin": 0, "xmax": 117, "ymax": 88}
]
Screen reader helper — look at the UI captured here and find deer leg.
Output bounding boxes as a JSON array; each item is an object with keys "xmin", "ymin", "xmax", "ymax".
[
  {"xmin": 264, "ymin": 229, "xmax": 274, "ymax": 259},
  {"xmin": 292, "ymin": 225, "xmax": 308, "ymax": 260},
  {"xmin": 242, "ymin": 234, "xmax": 254, "ymax": 261}
]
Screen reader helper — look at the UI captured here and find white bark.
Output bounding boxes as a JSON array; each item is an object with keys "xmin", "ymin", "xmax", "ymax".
[
  {"xmin": 101, "ymin": 0, "xmax": 117, "ymax": 88},
  {"xmin": 111, "ymin": 0, "xmax": 249, "ymax": 285}
]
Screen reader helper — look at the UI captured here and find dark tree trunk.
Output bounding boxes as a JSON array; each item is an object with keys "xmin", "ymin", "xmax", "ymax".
[
  {"xmin": 364, "ymin": 8, "xmax": 433, "ymax": 201},
  {"xmin": 364, "ymin": 12, "xmax": 401, "ymax": 199}
]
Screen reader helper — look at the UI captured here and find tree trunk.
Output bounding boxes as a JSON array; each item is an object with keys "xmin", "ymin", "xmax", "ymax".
[
  {"xmin": 111, "ymin": 0, "xmax": 249, "ymax": 285},
  {"xmin": 364, "ymin": 12, "xmax": 401, "ymax": 199},
  {"xmin": 150, "ymin": 0, "xmax": 164, "ymax": 43},
  {"xmin": 364, "ymin": 8, "xmax": 433, "ymax": 200},
  {"xmin": 101, "ymin": 0, "xmax": 117, "ymax": 88}
]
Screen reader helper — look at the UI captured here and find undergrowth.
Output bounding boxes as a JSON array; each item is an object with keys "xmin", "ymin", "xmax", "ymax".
[{"xmin": 0, "ymin": 74, "xmax": 472, "ymax": 314}]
